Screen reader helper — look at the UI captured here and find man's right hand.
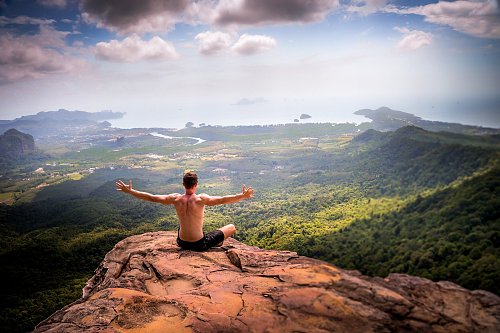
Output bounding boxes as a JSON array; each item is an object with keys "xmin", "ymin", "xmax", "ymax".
[
  {"xmin": 242, "ymin": 184, "xmax": 254, "ymax": 199},
  {"xmin": 116, "ymin": 180, "xmax": 133, "ymax": 194}
]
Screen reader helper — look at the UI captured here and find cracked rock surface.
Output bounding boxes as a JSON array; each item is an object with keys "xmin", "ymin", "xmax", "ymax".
[{"xmin": 34, "ymin": 231, "xmax": 500, "ymax": 332}]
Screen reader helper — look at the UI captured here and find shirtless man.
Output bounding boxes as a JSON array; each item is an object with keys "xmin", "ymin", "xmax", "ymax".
[{"xmin": 115, "ymin": 172, "xmax": 254, "ymax": 251}]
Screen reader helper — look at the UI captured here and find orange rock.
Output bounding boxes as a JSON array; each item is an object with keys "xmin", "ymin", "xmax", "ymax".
[{"xmin": 34, "ymin": 231, "xmax": 500, "ymax": 333}]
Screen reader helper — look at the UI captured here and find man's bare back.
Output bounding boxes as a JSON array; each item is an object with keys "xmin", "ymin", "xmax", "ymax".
[
  {"xmin": 173, "ymin": 193, "xmax": 206, "ymax": 242},
  {"xmin": 115, "ymin": 172, "xmax": 254, "ymax": 250}
]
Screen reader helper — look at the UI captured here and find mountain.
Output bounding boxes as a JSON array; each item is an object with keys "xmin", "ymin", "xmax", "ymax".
[
  {"xmin": 288, "ymin": 126, "xmax": 500, "ymax": 294},
  {"xmin": 13, "ymin": 109, "xmax": 124, "ymax": 123},
  {"xmin": 34, "ymin": 231, "xmax": 500, "ymax": 333},
  {"xmin": 0, "ymin": 128, "xmax": 35, "ymax": 160},
  {"xmin": 298, "ymin": 165, "xmax": 500, "ymax": 291},
  {"xmin": 355, "ymin": 107, "xmax": 499, "ymax": 135},
  {"xmin": 349, "ymin": 126, "xmax": 499, "ymax": 192},
  {"xmin": 0, "ymin": 109, "xmax": 124, "ymax": 138}
]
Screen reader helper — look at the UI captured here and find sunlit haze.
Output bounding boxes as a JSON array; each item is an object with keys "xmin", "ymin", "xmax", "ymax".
[{"xmin": 1, "ymin": 0, "xmax": 499, "ymax": 128}]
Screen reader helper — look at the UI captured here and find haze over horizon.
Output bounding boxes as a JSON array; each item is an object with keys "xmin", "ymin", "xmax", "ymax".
[{"xmin": 1, "ymin": 0, "xmax": 499, "ymax": 128}]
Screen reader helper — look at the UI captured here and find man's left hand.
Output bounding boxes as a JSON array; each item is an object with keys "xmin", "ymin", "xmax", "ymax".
[{"xmin": 242, "ymin": 184, "xmax": 254, "ymax": 198}]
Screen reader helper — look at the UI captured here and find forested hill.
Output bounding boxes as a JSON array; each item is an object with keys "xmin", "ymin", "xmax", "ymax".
[
  {"xmin": 0, "ymin": 129, "xmax": 35, "ymax": 160},
  {"xmin": 0, "ymin": 128, "xmax": 38, "ymax": 170},
  {"xmin": 298, "ymin": 165, "xmax": 500, "ymax": 293},
  {"xmin": 348, "ymin": 126, "xmax": 500, "ymax": 193},
  {"xmin": 0, "ymin": 109, "xmax": 124, "ymax": 138},
  {"xmin": 243, "ymin": 126, "xmax": 500, "ymax": 295},
  {"xmin": 355, "ymin": 106, "xmax": 500, "ymax": 135}
]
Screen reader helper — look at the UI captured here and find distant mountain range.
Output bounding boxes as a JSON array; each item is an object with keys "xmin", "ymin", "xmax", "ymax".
[
  {"xmin": 12, "ymin": 109, "xmax": 124, "ymax": 123},
  {"xmin": 1, "ymin": 107, "xmax": 498, "ymax": 142},
  {"xmin": 355, "ymin": 106, "xmax": 499, "ymax": 135},
  {"xmin": 0, "ymin": 109, "xmax": 124, "ymax": 138}
]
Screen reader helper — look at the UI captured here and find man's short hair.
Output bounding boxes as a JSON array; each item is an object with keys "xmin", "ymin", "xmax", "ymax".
[{"xmin": 183, "ymin": 172, "xmax": 198, "ymax": 189}]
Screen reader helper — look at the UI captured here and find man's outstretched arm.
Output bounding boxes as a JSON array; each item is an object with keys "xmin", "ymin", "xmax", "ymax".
[
  {"xmin": 115, "ymin": 180, "xmax": 179, "ymax": 204},
  {"xmin": 201, "ymin": 185, "xmax": 254, "ymax": 206}
]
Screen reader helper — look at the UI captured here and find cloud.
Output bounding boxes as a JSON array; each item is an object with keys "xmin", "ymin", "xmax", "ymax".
[
  {"xmin": 81, "ymin": 0, "xmax": 190, "ymax": 34},
  {"xmin": 0, "ymin": 15, "xmax": 55, "ymax": 26},
  {"xmin": 0, "ymin": 25, "xmax": 84, "ymax": 82},
  {"xmin": 80, "ymin": 0, "xmax": 343, "ymax": 33},
  {"xmin": 194, "ymin": 31, "xmax": 276, "ymax": 56},
  {"xmin": 395, "ymin": 27, "xmax": 433, "ymax": 50},
  {"xmin": 387, "ymin": 0, "xmax": 500, "ymax": 39},
  {"xmin": 37, "ymin": 0, "xmax": 67, "ymax": 8},
  {"xmin": 214, "ymin": 0, "xmax": 339, "ymax": 26},
  {"xmin": 95, "ymin": 34, "xmax": 179, "ymax": 62},
  {"xmin": 231, "ymin": 34, "xmax": 276, "ymax": 55},
  {"xmin": 234, "ymin": 97, "xmax": 267, "ymax": 105},
  {"xmin": 195, "ymin": 31, "xmax": 233, "ymax": 55},
  {"xmin": 346, "ymin": 0, "xmax": 389, "ymax": 16}
]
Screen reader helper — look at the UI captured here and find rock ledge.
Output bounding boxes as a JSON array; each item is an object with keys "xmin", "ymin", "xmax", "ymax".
[{"xmin": 34, "ymin": 231, "xmax": 500, "ymax": 332}]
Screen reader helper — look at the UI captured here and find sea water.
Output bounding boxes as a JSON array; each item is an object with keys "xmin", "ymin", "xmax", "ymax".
[
  {"xmin": 107, "ymin": 99, "xmax": 369, "ymax": 129},
  {"xmin": 107, "ymin": 98, "xmax": 500, "ymax": 130}
]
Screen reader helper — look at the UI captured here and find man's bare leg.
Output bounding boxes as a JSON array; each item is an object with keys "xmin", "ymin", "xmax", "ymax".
[{"xmin": 217, "ymin": 224, "xmax": 236, "ymax": 246}]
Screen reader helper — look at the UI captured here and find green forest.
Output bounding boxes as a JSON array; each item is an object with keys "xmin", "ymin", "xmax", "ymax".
[{"xmin": 1, "ymin": 125, "xmax": 499, "ymax": 332}]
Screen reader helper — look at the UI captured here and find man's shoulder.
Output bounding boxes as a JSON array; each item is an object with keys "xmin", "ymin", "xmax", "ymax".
[
  {"xmin": 197, "ymin": 193, "xmax": 212, "ymax": 202},
  {"xmin": 162, "ymin": 193, "xmax": 182, "ymax": 203}
]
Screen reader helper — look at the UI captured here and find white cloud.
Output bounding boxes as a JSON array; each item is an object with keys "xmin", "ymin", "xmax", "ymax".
[
  {"xmin": 183, "ymin": 0, "xmax": 219, "ymax": 26},
  {"xmin": 195, "ymin": 31, "xmax": 233, "ymax": 55},
  {"xmin": 194, "ymin": 31, "xmax": 276, "ymax": 56},
  {"xmin": 0, "ymin": 15, "xmax": 55, "ymax": 26},
  {"xmin": 37, "ymin": 0, "xmax": 67, "ymax": 8},
  {"xmin": 81, "ymin": 0, "xmax": 189, "ymax": 34},
  {"xmin": 0, "ymin": 26, "xmax": 84, "ymax": 82},
  {"xmin": 346, "ymin": 0, "xmax": 389, "ymax": 16},
  {"xmin": 231, "ymin": 34, "xmax": 277, "ymax": 55},
  {"xmin": 387, "ymin": 0, "xmax": 500, "ymax": 39},
  {"xmin": 234, "ymin": 97, "xmax": 267, "ymax": 105},
  {"xmin": 395, "ymin": 27, "xmax": 433, "ymax": 51},
  {"xmin": 95, "ymin": 35, "xmax": 179, "ymax": 62},
  {"xmin": 214, "ymin": 0, "xmax": 339, "ymax": 26}
]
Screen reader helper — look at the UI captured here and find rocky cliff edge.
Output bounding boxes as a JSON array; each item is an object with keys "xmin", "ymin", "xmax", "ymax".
[{"xmin": 34, "ymin": 231, "xmax": 500, "ymax": 333}]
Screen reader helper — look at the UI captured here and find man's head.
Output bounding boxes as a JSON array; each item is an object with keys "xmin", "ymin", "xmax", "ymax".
[{"xmin": 183, "ymin": 172, "xmax": 198, "ymax": 189}]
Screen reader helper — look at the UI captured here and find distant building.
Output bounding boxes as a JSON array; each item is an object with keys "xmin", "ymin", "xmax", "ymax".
[
  {"xmin": 34, "ymin": 167, "xmax": 45, "ymax": 174},
  {"xmin": 212, "ymin": 168, "xmax": 228, "ymax": 174}
]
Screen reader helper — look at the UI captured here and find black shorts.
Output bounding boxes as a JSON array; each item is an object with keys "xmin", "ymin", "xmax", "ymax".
[{"xmin": 176, "ymin": 229, "xmax": 225, "ymax": 252}]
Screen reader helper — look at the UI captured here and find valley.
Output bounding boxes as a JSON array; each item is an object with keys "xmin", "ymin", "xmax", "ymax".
[{"xmin": 0, "ymin": 108, "xmax": 499, "ymax": 332}]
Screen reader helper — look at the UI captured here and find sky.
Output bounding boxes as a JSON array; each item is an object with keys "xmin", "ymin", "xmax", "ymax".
[{"xmin": 0, "ymin": 0, "xmax": 499, "ymax": 128}]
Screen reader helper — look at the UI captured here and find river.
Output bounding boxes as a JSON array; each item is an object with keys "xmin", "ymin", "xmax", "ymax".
[{"xmin": 149, "ymin": 132, "xmax": 206, "ymax": 145}]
